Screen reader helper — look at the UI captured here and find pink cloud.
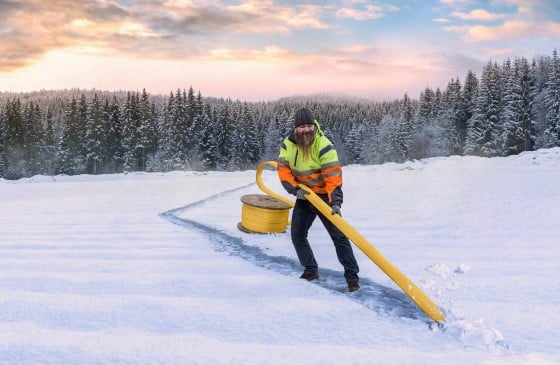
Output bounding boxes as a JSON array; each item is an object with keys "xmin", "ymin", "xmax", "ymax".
[
  {"xmin": 464, "ymin": 20, "xmax": 560, "ymax": 41},
  {"xmin": 451, "ymin": 9, "xmax": 507, "ymax": 21}
]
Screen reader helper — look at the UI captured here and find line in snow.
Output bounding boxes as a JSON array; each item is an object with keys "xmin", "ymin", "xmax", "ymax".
[{"xmin": 159, "ymin": 183, "xmax": 430, "ymax": 324}]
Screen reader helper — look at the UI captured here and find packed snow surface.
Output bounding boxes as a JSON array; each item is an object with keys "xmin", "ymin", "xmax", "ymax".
[{"xmin": 1, "ymin": 148, "xmax": 559, "ymax": 364}]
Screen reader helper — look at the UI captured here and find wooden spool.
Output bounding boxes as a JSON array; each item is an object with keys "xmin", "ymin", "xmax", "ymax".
[{"xmin": 238, "ymin": 194, "xmax": 291, "ymax": 234}]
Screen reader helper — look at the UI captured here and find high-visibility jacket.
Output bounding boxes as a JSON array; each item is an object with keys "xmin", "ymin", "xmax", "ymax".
[{"xmin": 277, "ymin": 120, "xmax": 344, "ymax": 206}]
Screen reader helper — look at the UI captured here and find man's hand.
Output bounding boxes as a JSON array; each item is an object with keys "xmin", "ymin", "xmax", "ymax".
[
  {"xmin": 295, "ymin": 188, "xmax": 309, "ymax": 200},
  {"xmin": 331, "ymin": 204, "xmax": 341, "ymax": 216}
]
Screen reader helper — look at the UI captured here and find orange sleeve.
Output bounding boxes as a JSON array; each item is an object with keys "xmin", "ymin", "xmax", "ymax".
[
  {"xmin": 277, "ymin": 159, "xmax": 299, "ymax": 195},
  {"xmin": 322, "ymin": 164, "xmax": 343, "ymax": 203}
]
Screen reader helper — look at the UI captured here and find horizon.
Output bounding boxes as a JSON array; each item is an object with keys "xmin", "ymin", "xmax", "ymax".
[{"xmin": 0, "ymin": 1, "xmax": 559, "ymax": 102}]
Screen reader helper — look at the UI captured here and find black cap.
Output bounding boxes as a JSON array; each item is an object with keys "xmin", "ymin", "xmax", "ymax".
[{"xmin": 294, "ymin": 108, "xmax": 314, "ymax": 128}]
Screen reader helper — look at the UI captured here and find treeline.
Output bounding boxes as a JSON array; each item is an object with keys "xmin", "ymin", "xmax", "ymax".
[{"xmin": 0, "ymin": 50, "xmax": 559, "ymax": 180}]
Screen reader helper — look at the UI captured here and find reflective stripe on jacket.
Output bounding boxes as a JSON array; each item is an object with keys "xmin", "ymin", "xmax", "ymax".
[{"xmin": 277, "ymin": 120, "xmax": 343, "ymax": 205}]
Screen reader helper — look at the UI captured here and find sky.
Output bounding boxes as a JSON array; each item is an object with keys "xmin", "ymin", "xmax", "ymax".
[{"xmin": 0, "ymin": 0, "xmax": 559, "ymax": 101}]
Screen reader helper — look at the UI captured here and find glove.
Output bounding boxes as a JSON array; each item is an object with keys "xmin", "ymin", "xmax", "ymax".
[
  {"xmin": 331, "ymin": 204, "xmax": 341, "ymax": 216},
  {"xmin": 295, "ymin": 188, "xmax": 309, "ymax": 200}
]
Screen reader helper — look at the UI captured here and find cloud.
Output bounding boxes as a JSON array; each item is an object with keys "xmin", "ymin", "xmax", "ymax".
[
  {"xmin": 451, "ymin": 9, "xmax": 507, "ymax": 21},
  {"xmin": 0, "ymin": 0, "xmax": 139, "ymax": 72},
  {"xmin": 0, "ymin": 0, "xmax": 331, "ymax": 73},
  {"xmin": 439, "ymin": 0, "xmax": 472, "ymax": 4},
  {"xmin": 335, "ymin": 1, "xmax": 399, "ymax": 21},
  {"xmin": 335, "ymin": 4, "xmax": 387, "ymax": 20},
  {"xmin": 204, "ymin": 45, "xmax": 296, "ymax": 63},
  {"xmin": 442, "ymin": 0, "xmax": 560, "ymax": 42},
  {"xmin": 446, "ymin": 20, "xmax": 560, "ymax": 42},
  {"xmin": 152, "ymin": 1, "xmax": 329, "ymax": 34},
  {"xmin": 479, "ymin": 20, "xmax": 560, "ymax": 41}
]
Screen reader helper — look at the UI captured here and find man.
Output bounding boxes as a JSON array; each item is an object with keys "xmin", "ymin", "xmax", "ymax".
[{"xmin": 277, "ymin": 107, "xmax": 360, "ymax": 292}]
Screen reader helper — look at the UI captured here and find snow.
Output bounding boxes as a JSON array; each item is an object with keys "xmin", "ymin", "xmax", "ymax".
[{"xmin": 1, "ymin": 148, "xmax": 559, "ymax": 364}]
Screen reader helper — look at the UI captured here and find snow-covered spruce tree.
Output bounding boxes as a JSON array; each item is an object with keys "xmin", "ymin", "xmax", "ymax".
[
  {"xmin": 465, "ymin": 61, "xmax": 503, "ymax": 157},
  {"xmin": 121, "ymin": 92, "xmax": 140, "ymax": 172},
  {"xmin": 542, "ymin": 49, "xmax": 560, "ymax": 147},
  {"xmin": 0, "ymin": 102, "xmax": 6, "ymax": 178},
  {"xmin": 56, "ymin": 102, "xmax": 71, "ymax": 175},
  {"xmin": 377, "ymin": 113, "xmax": 397, "ymax": 163},
  {"xmin": 409, "ymin": 87, "xmax": 434, "ymax": 159},
  {"xmin": 262, "ymin": 105, "xmax": 291, "ymax": 162},
  {"xmin": 229, "ymin": 100, "xmax": 251, "ymax": 170},
  {"xmin": 417, "ymin": 82, "xmax": 461, "ymax": 158},
  {"xmin": 77, "ymin": 94, "xmax": 88, "ymax": 161},
  {"xmin": 43, "ymin": 107, "xmax": 56, "ymax": 176},
  {"xmin": 216, "ymin": 102, "xmax": 235, "ymax": 170},
  {"xmin": 104, "ymin": 96, "xmax": 123, "ymax": 173},
  {"xmin": 501, "ymin": 57, "xmax": 537, "ymax": 155},
  {"xmin": 321, "ymin": 102, "xmax": 351, "ymax": 164},
  {"xmin": 155, "ymin": 92, "xmax": 175, "ymax": 171},
  {"xmin": 3, "ymin": 98, "xmax": 26, "ymax": 179},
  {"xmin": 444, "ymin": 78, "xmax": 467, "ymax": 156},
  {"xmin": 459, "ymin": 70, "xmax": 479, "ymax": 154},
  {"xmin": 22, "ymin": 101, "xmax": 44, "ymax": 176},
  {"xmin": 417, "ymin": 87, "xmax": 438, "ymax": 125},
  {"xmin": 227, "ymin": 102, "xmax": 243, "ymax": 170},
  {"xmin": 337, "ymin": 102, "xmax": 369, "ymax": 164},
  {"xmin": 356, "ymin": 113, "xmax": 383, "ymax": 165},
  {"xmin": 360, "ymin": 103, "xmax": 384, "ymax": 164},
  {"xmin": 182, "ymin": 90, "xmax": 205, "ymax": 170},
  {"xmin": 233, "ymin": 102, "xmax": 261, "ymax": 169},
  {"xmin": 389, "ymin": 93, "xmax": 415, "ymax": 163},
  {"xmin": 169, "ymin": 89, "xmax": 188, "ymax": 169},
  {"xmin": 184, "ymin": 87, "xmax": 197, "ymax": 157},
  {"xmin": 198, "ymin": 103, "xmax": 218, "ymax": 170},
  {"xmin": 58, "ymin": 95, "xmax": 87, "ymax": 174},
  {"xmin": 85, "ymin": 93, "xmax": 106, "ymax": 174},
  {"xmin": 342, "ymin": 116, "xmax": 364, "ymax": 164},
  {"xmin": 137, "ymin": 89, "xmax": 158, "ymax": 171},
  {"xmin": 531, "ymin": 56, "xmax": 550, "ymax": 149}
]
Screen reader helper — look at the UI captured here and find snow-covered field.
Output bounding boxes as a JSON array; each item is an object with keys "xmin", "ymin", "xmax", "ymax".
[{"xmin": 1, "ymin": 148, "xmax": 559, "ymax": 364}]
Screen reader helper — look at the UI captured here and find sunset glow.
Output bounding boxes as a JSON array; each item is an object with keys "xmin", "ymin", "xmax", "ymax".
[{"xmin": 0, "ymin": 0, "xmax": 558, "ymax": 101}]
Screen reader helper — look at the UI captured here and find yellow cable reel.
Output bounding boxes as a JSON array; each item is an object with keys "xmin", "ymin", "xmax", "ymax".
[
  {"xmin": 237, "ymin": 161, "xmax": 294, "ymax": 234},
  {"xmin": 238, "ymin": 194, "xmax": 291, "ymax": 233}
]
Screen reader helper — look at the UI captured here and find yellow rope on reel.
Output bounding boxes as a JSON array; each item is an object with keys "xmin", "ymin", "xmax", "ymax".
[
  {"xmin": 238, "ymin": 161, "xmax": 294, "ymax": 234},
  {"xmin": 238, "ymin": 194, "xmax": 291, "ymax": 233}
]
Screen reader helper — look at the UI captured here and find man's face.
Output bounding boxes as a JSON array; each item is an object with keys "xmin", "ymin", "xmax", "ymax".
[{"xmin": 294, "ymin": 123, "xmax": 315, "ymax": 147}]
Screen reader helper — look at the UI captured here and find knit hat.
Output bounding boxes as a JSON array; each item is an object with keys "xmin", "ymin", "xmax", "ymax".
[{"xmin": 294, "ymin": 108, "xmax": 314, "ymax": 128}]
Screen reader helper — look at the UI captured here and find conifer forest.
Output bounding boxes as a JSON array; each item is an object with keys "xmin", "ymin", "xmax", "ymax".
[{"xmin": 0, "ymin": 50, "xmax": 559, "ymax": 180}]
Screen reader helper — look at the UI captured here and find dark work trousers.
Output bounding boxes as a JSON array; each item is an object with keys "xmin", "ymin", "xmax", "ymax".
[{"xmin": 290, "ymin": 195, "xmax": 360, "ymax": 283}]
